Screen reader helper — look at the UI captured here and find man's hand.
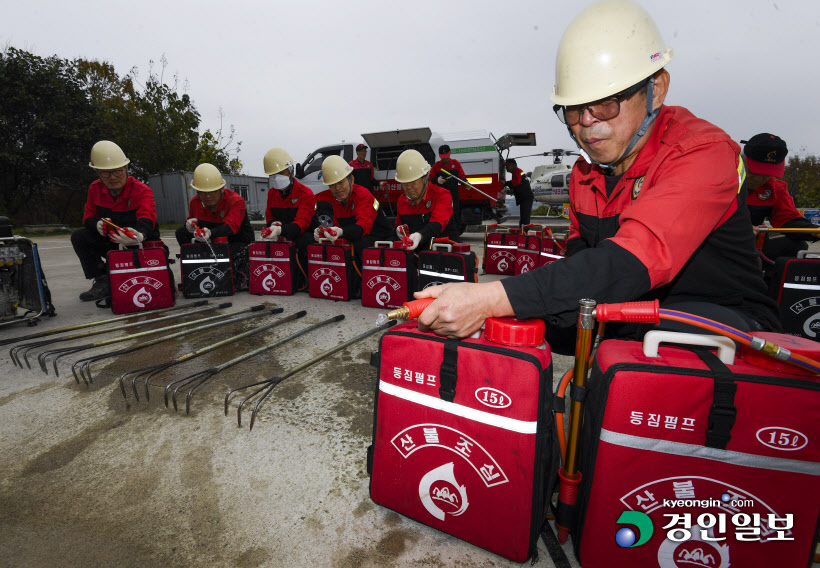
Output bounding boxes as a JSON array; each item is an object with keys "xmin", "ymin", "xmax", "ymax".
[
  {"xmin": 185, "ymin": 218, "xmax": 198, "ymax": 232},
  {"xmin": 325, "ymin": 226, "xmax": 342, "ymax": 243},
  {"xmin": 437, "ymin": 176, "xmax": 446, "ymax": 185},
  {"xmin": 96, "ymin": 218, "xmax": 112, "ymax": 236},
  {"xmin": 110, "ymin": 228, "xmax": 144, "ymax": 246},
  {"xmin": 194, "ymin": 227, "xmax": 211, "ymax": 242},
  {"xmin": 261, "ymin": 224, "xmax": 282, "ymax": 240},
  {"xmin": 313, "ymin": 226, "xmax": 324, "ymax": 240},
  {"xmin": 414, "ymin": 281, "xmax": 514, "ymax": 339},
  {"xmin": 406, "ymin": 232, "xmax": 422, "ymax": 251},
  {"xmin": 396, "ymin": 224, "xmax": 409, "ymax": 238}
]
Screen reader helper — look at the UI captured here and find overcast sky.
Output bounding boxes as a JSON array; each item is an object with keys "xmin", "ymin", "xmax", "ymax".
[{"xmin": 3, "ymin": 0, "xmax": 819, "ymax": 177}]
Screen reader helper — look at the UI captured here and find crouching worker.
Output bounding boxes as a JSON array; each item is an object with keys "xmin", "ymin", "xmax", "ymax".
[
  {"xmin": 176, "ymin": 163, "xmax": 254, "ymax": 290},
  {"xmin": 413, "ymin": 0, "xmax": 780, "ymax": 353},
  {"xmin": 259, "ymin": 147, "xmax": 318, "ymax": 288},
  {"xmin": 394, "ymin": 149, "xmax": 454, "ymax": 251},
  {"xmin": 72, "ymin": 140, "xmax": 160, "ymax": 302},
  {"xmin": 314, "ymin": 155, "xmax": 394, "ymax": 268}
]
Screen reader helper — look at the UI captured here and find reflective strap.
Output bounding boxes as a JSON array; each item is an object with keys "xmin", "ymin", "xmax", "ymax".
[
  {"xmin": 109, "ymin": 265, "xmax": 168, "ymax": 275},
  {"xmin": 420, "ymin": 270, "xmax": 463, "ymax": 281},
  {"xmin": 540, "ymin": 252, "xmax": 563, "ymax": 260},
  {"xmin": 312, "ymin": 260, "xmax": 346, "ymax": 267},
  {"xmin": 379, "ymin": 381, "xmax": 537, "ymax": 434},
  {"xmin": 181, "ymin": 258, "xmax": 230, "ymax": 264},
  {"xmin": 600, "ymin": 429, "xmax": 820, "ymax": 476},
  {"xmin": 783, "ymin": 283, "xmax": 820, "ymax": 290},
  {"xmin": 488, "ymin": 245, "xmax": 517, "ymax": 250},
  {"xmin": 363, "ymin": 265, "xmax": 406, "ymax": 272},
  {"xmin": 250, "ymin": 257, "xmax": 292, "ymax": 263}
]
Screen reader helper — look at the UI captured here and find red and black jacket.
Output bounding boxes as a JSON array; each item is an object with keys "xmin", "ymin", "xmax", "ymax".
[
  {"xmin": 505, "ymin": 167, "xmax": 534, "ymax": 204},
  {"xmin": 429, "ymin": 158, "xmax": 466, "ymax": 195},
  {"xmin": 82, "ymin": 177, "xmax": 159, "ymax": 240},
  {"xmin": 349, "ymin": 158, "xmax": 377, "ymax": 190},
  {"xmin": 265, "ymin": 179, "xmax": 318, "ymax": 240},
  {"xmin": 333, "ymin": 183, "xmax": 394, "ymax": 242},
  {"xmin": 502, "ymin": 105, "xmax": 779, "ymax": 330},
  {"xmin": 746, "ymin": 178, "xmax": 817, "ymax": 242},
  {"xmin": 395, "ymin": 182, "xmax": 453, "ymax": 247},
  {"xmin": 186, "ymin": 188, "xmax": 254, "ymax": 244}
]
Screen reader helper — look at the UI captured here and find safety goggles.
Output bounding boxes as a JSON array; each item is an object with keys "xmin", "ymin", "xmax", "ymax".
[
  {"xmin": 553, "ymin": 79, "xmax": 649, "ymax": 126},
  {"xmin": 98, "ymin": 167, "xmax": 127, "ymax": 179}
]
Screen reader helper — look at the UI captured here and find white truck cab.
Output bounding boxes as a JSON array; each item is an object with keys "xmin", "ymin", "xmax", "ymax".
[{"xmin": 295, "ymin": 127, "xmax": 536, "ymax": 224}]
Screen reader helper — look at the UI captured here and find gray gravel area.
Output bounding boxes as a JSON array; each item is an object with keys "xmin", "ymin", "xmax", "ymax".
[{"xmin": 0, "ymin": 231, "xmax": 579, "ymax": 568}]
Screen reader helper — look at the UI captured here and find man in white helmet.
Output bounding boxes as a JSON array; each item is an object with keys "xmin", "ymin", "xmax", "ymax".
[
  {"xmin": 415, "ymin": 0, "xmax": 779, "ymax": 348},
  {"xmin": 176, "ymin": 163, "xmax": 254, "ymax": 289},
  {"xmin": 260, "ymin": 147, "xmax": 318, "ymax": 288},
  {"xmin": 394, "ymin": 149, "xmax": 455, "ymax": 250},
  {"xmin": 314, "ymin": 155, "xmax": 394, "ymax": 269},
  {"xmin": 72, "ymin": 140, "xmax": 160, "ymax": 302}
]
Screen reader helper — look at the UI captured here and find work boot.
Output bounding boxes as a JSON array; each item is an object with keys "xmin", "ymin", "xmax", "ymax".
[{"xmin": 79, "ymin": 277, "xmax": 110, "ymax": 302}]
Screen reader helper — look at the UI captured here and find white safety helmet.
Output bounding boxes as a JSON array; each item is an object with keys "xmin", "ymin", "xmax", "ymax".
[
  {"xmin": 395, "ymin": 150, "xmax": 430, "ymax": 184},
  {"xmin": 551, "ymin": 0, "xmax": 674, "ymax": 106},
  {"xmin": 89, "ymin": 140, "xmax": 130, "ymax": 170},
  {"xmin": 321, "ymin": 155, "xmax": 353, "ymax": 186},
  {"xmin": 263, "ymin": 148, "xmax": 295, "ymax": 176},
  {"xmin": 190, "ymin": 163, "xmax": 225, "ymax": 192}
]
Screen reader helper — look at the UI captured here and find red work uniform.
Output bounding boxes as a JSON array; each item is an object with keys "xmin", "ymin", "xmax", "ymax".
[
  {"xmin": 502, "ymin": 105, "xmax": 779, "ymax": 332},
  {"xmin": 333, "ymin": 183, "xmax": 394, "ymax": 243},
  {"xmin": 82, "ymin": 177, "xmax": 159, "ymax": 240},
  {"xmin": 746, "ymin": 176, "xmax": 818, "ymax": 276},
  {"xmin": 429, "ymin": 158, "xmax": 466, "ymax": 236},
  {"xmin": 349, "ymin": 158, "xmax": 376, "ymax": 190},
  {"xmin": 265, "ymin": 179, "xmax": 318, "ymax": 241},
  {"xmin": 185, "ymin": 188, "xmax": 254, "ymax": 243},
  {"xmin": 395, "ymin": 182, "xmax": 453, "ymax": 249}
]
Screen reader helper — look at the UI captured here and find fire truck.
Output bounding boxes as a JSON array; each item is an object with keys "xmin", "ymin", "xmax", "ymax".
[{"xmin": 294, "ymin": 127, "xmax": 536, "ymax": 225}]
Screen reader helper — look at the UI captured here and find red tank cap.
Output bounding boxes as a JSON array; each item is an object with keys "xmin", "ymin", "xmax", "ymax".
[
  {"xmin": 484, "ymin": 317, "xmax": 545, "ymax": 347},
  {"xmin": 738, "ymin": 332, "xmax": 820, "ymax": 376}
]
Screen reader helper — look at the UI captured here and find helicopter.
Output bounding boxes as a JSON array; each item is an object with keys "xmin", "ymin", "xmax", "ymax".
[{"xmin": 506, "ymin": 149, "xmax": 580, "ymax": 217}]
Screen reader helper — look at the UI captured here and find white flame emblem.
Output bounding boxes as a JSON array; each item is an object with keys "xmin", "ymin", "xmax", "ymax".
[
  {"xmin": 376, "ymin": 286, "xmax": 391, "ymax": 307},
  {"xmin": 520, "ymin": 264, "xmax": 529, "ymax": 273},
  {"xmin": 418, "ymin": 462, "xmax": 469, "ymax": 521},
  {"xmin": 262, "ymin": 273, "xmax": 276, "ymax": 292},
  {"xmin": 132, "ymin": 286, "xmax": 152, "ymax": 308},
  {"xmin": 497, "ymin": 258, "xmax": 508, "ymax": 272},
  {"xmin": 200, "ymin": 276, "xmax": 216, "ymax": 294},
  {"xmin": 320, "ymin": 277, "xmax": 333, "ymax": 296}
]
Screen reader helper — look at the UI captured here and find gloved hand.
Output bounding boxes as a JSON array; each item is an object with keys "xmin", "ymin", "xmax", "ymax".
[
  {"xmin": 437, "ymin": 176, "xmax": 446, "ymax": 185},
  {"xmin": 96, "ymin": 218, "xmax": 111, "ymax": 236},
  {"xmin": 261, "ymin": 224, "xmax": 282, "ymax": 240},
  {"xmin": 110, "ymin": 228, "xmax": 144, "ymax": 246},
  {"xmin": 325, "ymin": 226, "xmax": 342, "ymax": 243},
  {"xmin": 406, "ymin": 232, "xmax": 422, "ymax": 251},
  {"xmin": 194, "ymin": 227, "xmax": 211, "ymax": 242},
  {"xmin": 185, "ymin": 218, "xmax": 199, "ymax": 232},
  {"xmin": 396, "ymin": 224, "xmax": 410, "ymax": 238}
]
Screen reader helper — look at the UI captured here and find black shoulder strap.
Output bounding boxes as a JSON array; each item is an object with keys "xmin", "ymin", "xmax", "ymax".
[
  {"xmin": 438, "ymin": 339, "xmax": 459, "ymax": 402},
  {"xmin": 696, "ymin": 348, "xmax": 738, "ymax": 450}
]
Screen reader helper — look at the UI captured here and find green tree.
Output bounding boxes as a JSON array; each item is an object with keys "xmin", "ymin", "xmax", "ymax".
[
  {"xmin": 0, "ymin": 47, "xmax": 101, "ymax": 224},
  {"xmin": 784, "ymin": 153, "xmax": 820, "ymax": 209},
  {"xmin": 195, "ymin": 109, "xmax": 243, "ymax": 175}
]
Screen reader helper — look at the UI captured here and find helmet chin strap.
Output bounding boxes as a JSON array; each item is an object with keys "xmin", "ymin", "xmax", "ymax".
[{"xmin": 570, "ymin": 77, "xmax": 660, "ymax": 171}]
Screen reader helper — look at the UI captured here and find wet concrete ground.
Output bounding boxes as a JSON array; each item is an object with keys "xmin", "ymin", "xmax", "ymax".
[{"xmin": 0, "ymin": 231, "xmax": 580, "ymax": 568}]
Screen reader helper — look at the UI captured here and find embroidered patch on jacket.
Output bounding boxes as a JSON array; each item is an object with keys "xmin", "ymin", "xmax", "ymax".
[
  {"xmin": 426, "ymin": 200, "xmax": 432, "ymax": 208},
  {"xmin": 220, "ymin": 210, "xmax": 225, "ymax": 218},
  {"xmin": 291, "ymin": 198, "xmax": 298, "ymax": 204},
  {"xmin": 758, "ymin": 189, "xmax": 772, "ymax": 200},
  {"xmin": 632, "ymin": 177, "xmax": 645, "ymax": 199}
]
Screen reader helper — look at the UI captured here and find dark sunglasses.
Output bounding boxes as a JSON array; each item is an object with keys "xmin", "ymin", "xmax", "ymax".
[{"xmin": 553, "ymin": 79, "xmax": 649, "ymax": 126}]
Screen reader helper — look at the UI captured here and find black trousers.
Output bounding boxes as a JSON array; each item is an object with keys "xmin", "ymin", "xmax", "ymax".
[
  {"xmin": 71, "ymin": 228, "xmax": 119, "ymax": 280},
  {"xmin": 518, "ymin": 198, "xmax": 533, "ymax": 227}
]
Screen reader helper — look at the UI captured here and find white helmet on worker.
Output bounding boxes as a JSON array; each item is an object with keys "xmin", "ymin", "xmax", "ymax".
[
  {"xmin": 263, "ymin": 147, "xmax": 294, "ymax": 176},
  {"xmin": 89, "ymin": 140, "xmax": 130, "ymax": 170},
  {"xmin": 322, "ymin": 155, "xmax": 353, "ymax": 186},
  {"xmin": 551, "ymin": 0, "xmax": 673, "ymax": 106},
  {"xmin": 395, "ymin": 150, "xmax": 430, "ymax": 184},
  {"xmin": 190, "ymin": 163, "xmax": 225, "ymax": 192}
]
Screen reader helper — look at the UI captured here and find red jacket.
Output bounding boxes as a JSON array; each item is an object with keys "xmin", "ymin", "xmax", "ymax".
[
  {"xmin": 429, "ymin": 158, "xmax": 466, "ymax": 188},
  {"xmin": 333, "ymin": 183, "xmax": 393, "ymax": 242},
  {"xmin": 265, "ymin": 179, "xmax": 317, "ymax": 240},
  {"xmin": 746, "ymin": 178, "xmax": 808, "ymax": 228},
  {"xmin": 187, "ymin": 188, "xmax": 254, "ymax": 243},
  {"xmin": 82, "ymin": 177, "xmax": 159, "ymax": 240},
  {"xmin": 502, "ymin": 105, "xmax": 778, "ymax": 330},
  {"xmin": 395, "ymin": 182, "xmax": 453, "ymax": 246}
]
